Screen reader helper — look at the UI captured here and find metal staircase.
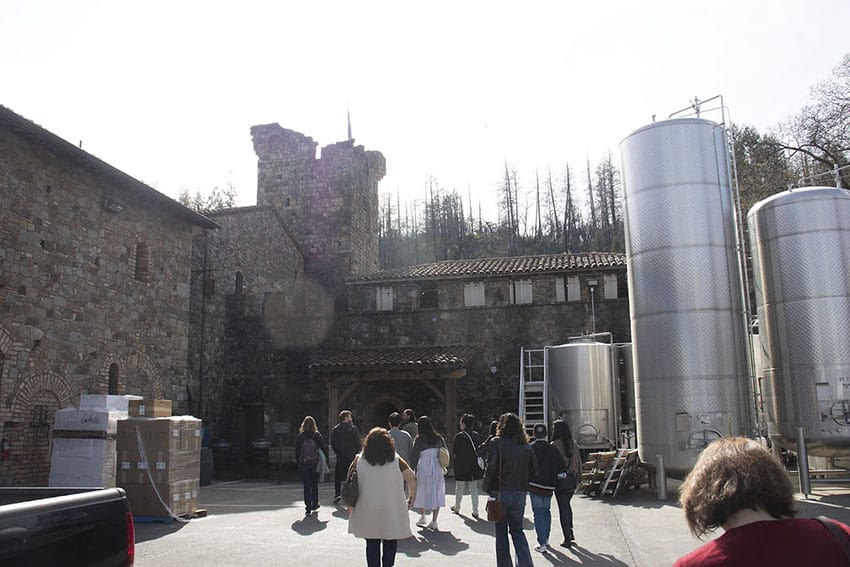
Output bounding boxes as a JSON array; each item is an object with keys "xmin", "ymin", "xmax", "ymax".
[{"xmin": 519, "ymin": 348, "xmax": 547, "ymax": 435}]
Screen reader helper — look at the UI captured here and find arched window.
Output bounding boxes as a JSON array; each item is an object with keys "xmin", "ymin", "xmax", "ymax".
[
  {"xmin": 108, "ymin": 363, "xmax": 119, "ymax": 395},
  {"xmin": 134, "ymin": 242, "xmax": 150, "ymax": 282},
  {"xmin": 235, "ymin": 271, "xmax": 244, "ymax": 295}
]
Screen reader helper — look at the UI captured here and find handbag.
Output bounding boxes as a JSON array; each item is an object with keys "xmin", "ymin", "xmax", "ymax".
[
  {"xmin": 486, "ymin": 497, "xmax": 506, "ymax": 522},
  {"xmin": 463, "ymin": 430, "xmax": 485, "ymax": 471},
  {"xmin": 556, "ymin": 471, "xmax": 577, "ymax": 492},
  {"xmin": 439, "ymin": 444, "xmax": 450, "ymax": 473},
  {"xmin": 340, "ymin": 456, "xmax": 359, "ymax": 506},
  {"xmin": 485, "ymin": 443, "xmax": 505, "ymax": 522}
]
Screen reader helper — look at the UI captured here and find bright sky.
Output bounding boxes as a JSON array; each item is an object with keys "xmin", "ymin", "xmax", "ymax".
[{"xmin": 2, "ymin": 1, "xmax": 848, "ymax": 215}]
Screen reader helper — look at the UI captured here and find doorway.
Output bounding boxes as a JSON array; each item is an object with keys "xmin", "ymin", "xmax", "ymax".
[{"xmin": 367, "ymin": 400, "xmax": 402, "ymax": 432}]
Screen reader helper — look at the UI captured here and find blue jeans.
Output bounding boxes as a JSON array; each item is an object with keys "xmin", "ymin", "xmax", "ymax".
[
  {"xmin": 366, "ymin": 538, "xmax": 398, "ymax": 567},
  {"xmin": 299, "ymin": 464, "xmax": 319, "ymax": 512},
  {"xmin": 494, "ymin": 491, "xmax": 533, "ymax": 567},
  {"xmin": 529, "ymin": 492, "xmax": 552, "ymax": 545}
]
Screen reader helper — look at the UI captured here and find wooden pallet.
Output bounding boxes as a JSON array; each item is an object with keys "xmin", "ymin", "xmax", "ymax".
[{"xmin": 579, "ymin": 449, "xmax": 646, "ymax": 498}]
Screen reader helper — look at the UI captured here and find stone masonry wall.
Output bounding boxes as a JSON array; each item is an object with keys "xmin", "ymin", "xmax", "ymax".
[
  {"xmin": 188, "ymin": 206, "xmax": 335, "ymax": 458},
  {"xmin": 342, "ymin": 269, "xmax": 631, "ymax": 432},
  {"xmin": 0, "ymin": 128, "xmax": 198, "ymax": 485},
  {"xmin": 251, "ymin": 125, "xmax": 386, "ymax": 300}
]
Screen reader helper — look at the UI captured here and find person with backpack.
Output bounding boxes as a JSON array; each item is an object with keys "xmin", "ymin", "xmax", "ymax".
[
  {"xmin": 330, "ymin": 409, "xmax": 361, "ymax": 504},
  {"xmin": 295, "ymin": 415, "xmax": 329, "ymax": 516}
]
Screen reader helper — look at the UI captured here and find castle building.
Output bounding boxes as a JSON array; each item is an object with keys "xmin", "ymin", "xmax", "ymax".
[
  {"xmin": 0, "ymin": 106, "xmax": 216, "ymax": 485},
  {"xmin": 0, "ymin": 105, "xmax": 629, "ymax": 483}
]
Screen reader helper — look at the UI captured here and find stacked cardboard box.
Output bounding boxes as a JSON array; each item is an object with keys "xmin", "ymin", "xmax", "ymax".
[
  {"xmin": 116, "ymin": 413, "xmax": 202, "ymax": 517},
  {"xmin": 49, "ymin": 395, "xmax": 142, "ymax": 488}
]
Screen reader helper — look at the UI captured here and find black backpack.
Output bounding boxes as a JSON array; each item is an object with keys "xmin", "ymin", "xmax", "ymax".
[{"xmin": 300, "ymin": 436, "xmax": 319, "ymax": 466}]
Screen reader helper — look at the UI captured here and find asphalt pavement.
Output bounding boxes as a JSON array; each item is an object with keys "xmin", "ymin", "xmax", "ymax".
[{"xmin": 134, "ymin": 476, "xmax": 850, "ymax": 566}]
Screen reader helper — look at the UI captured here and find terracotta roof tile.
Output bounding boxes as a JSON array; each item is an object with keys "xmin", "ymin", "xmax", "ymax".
[
  {"xmin": 310, "ymin": 345, "xmax": 478, "ymax": 371},
  {"xmin": 348, "ymin": 252, "xmax": 625, "ymax": 283}
]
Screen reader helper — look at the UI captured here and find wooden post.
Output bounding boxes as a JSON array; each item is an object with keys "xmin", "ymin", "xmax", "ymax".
[
  {"xmin": 446, "ymin": 379, "xmax": 457, "ymax": 440},
  {"xmin": 327, "ymin": 381, "xmax": 338, "ymax": 436}
]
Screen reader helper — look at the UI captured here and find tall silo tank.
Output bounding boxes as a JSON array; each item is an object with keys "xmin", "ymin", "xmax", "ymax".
[
  {"xmin": 545, "ymin": 343, "xmax": 618, "ymax": 449},
  {"xmin": 620, "ymin": 118, "xmax": 752, "ymax": 476},
  {"xmin": 748, "ymin": 186, "xmax": 850, "ymax": 456}
]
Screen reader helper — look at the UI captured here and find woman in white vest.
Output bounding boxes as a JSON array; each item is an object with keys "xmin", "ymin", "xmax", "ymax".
[{"xmin": 348, "ymin": 427, "xmax": 417, "ymax": 567}]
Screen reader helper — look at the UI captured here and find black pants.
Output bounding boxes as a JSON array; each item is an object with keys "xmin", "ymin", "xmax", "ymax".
[
  {"xmin": 554, "ymin": 489, "xmax": 575, "ymax": 540},
  {"xmin": 335, "ymin": 455, "xmax": 354, "ymax": 497},
  {"xmin": 366, "ymin": 539, "xmax": 398, "ymax": 567}
]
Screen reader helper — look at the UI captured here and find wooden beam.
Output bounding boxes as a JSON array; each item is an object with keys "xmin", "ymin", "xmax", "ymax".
[
  {"xmin": 422, "ymin": 380, "xmax": 446, "ymax": 403},
  {"xmin": 338, "ymin": 382, "xmax": 362, "ymax": 405}
]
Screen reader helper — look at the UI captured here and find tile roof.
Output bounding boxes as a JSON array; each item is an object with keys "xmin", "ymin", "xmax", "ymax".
[
  {"xmin": 347, "ymin": 252, "xmax": 626, "ymax": 283},
  {"xmin": 310, "ymin": 345, "xmax": 478, "ymax": 371}
]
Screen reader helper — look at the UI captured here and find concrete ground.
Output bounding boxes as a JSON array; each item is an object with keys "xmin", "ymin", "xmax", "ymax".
[{"xmin": 134, "ymin": 477, "xmax": 850, "ymax": 566}]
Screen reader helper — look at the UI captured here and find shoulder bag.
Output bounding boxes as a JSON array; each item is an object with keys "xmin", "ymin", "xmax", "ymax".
[
  {"xmin": 814, "ymin": 516, "xmax": 850, "ymax": 561},
  {"xmin": 485, "ymin": 443, "xmax": 506, "ymax": 522},
  {"xmin": 340, "ymin": 455, "xmax": 359, "ymax": 507},
  {"xmin": 439, "ymin": 440, "xmax": 450, "ymax": 474},
  {"xmin": 463, "ymin": 430, "xmax": 485, "ymax": 471}
]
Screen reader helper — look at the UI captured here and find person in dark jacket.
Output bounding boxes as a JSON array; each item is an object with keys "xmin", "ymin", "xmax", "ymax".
[
  {"xmin": 451, "ymin": 413, "xmax": 484, "ymax": 518},
  {"xmin": 482, "ymin": 412, "xmax": 538, "ymax": 567},
  {"xmin": 331, "ymin": 409, "xmax": 362, "ymax": 504},
  {"xmin": 528, "ymin": 423, "xmax": 567, "ymax": 553},
  {"xmin": 295, "ymin": 415, "xmax": 330, "ymax": 515},
  {"xmin": 551, "ymin": 419, "xmax": 582, "ymax": 547}
]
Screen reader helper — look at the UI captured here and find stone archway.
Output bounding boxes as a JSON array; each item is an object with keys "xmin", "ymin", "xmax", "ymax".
[
  {"xmin": 125, "ymin": 352, "xmax": 164, "ymax": 398},
  {"xmin": 11, "ymin": 372, "xmax": 75, "ymax": 485}
]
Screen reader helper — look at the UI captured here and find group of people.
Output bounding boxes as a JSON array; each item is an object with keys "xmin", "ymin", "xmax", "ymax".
[
  {"xmin": 294, "ymin": 409, "xmax": 582, "ymax": 567},
  {"xmin": 295, "ymin": 409, "xmax": 850, "ymax": 567}
]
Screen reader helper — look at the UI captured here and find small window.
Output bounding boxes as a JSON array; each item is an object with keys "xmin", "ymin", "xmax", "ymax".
[
  {"xmin": 463, "ymin": 283, "xmax": 485, "ymax": 307},
  {"xmin": 376, "ymin": 287, "xmax": 394, "ymax": 311},
  {"xmin": 510, "ymin": 280, "xmax": 533, "ymax": 304},
  {"xmin": 235, "ymin": 272, "xmax": 244, "ymax": 295},
  {"xmin": 108, "ymin": 363, "xmax": 119, "ymax": 395},
  {"xmin": 204, "ymin": 278, "xmax": 216, "ymax": 297},
  {"xmin": 567, "ymin": 276, "xmax": 580, "ymax": 302},
  {"xmin": 419, "ymin": 284, "xmax": 439, "ymax": 309},
  {"xmin": 604, "ymin": 274, "xmax": 618, "ymax": 299},
  {"xmin": 555, "ymin": 277, "xmax": 566, "ymax": 302},
  {"xmin": 134, "ymin": 242, "xmax": 150, "ymax": 282}
]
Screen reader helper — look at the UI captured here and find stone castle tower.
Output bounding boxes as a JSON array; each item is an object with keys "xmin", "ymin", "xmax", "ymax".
[{"xmin": 250, "ymin": 124, "xmax": 386, "ymax": 298}]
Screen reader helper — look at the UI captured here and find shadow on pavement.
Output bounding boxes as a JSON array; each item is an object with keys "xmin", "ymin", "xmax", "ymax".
[
  {"xmin": 399, "ymin": 527, "xmax": 470, "ymax": 558},
  {"xmin": 291, "ymin": 513, "xmax": 329, "ymax": 535}
]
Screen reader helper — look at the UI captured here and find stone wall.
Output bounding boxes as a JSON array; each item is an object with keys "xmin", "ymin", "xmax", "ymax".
[
  {"xmin": 251, "ymin": 124, "xmax": 386, "ymax": 299},
  {"xmin": 342, "ymin": 270, "xmax": 631, "ymax": 432},
  {"xmin": 0, "ymin": 127, "xmax": 199, "ymax": 485},
  {"xmin": 187, "ymin": 206, "xmax": 334, "ymax": 458}
]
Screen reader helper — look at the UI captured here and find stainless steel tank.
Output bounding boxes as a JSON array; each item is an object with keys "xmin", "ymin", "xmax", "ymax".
[
  {"xmin": 545, "ymin": 343, "xmax": 618, "ymax": 449},
  {"xmin": 620, "ymin": 118, "xmax": 752, "ymax": 476},
  {"xmin": 748, "ymin": 186, "xmax": 850, "ymax": 455}
]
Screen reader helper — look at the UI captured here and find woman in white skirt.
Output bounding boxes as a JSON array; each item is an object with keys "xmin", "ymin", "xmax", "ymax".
[
  {"xmin": 410, "ymin": 415, "xmax": 447, "ymax": 530},
  {"xmin": 348, "ymin": 427, "xmax": 417, "ymax": 567}
]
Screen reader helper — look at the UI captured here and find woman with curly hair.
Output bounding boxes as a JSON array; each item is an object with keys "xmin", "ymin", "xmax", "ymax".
[
  {"xmin": 675, "ymin": 436, "xmax": 850, "ymax": 566},
  {"xmin": 482, "ymin": 412, "xmax": 538, "ymax": 567},
  {"xmin": 347, "ymin": 427, "xmax": 417, "ymax": 567}
]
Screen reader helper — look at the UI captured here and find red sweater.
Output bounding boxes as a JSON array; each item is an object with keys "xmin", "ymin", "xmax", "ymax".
[{"xmin": 674, "ymin": 518, "xmax": 850, "ymax": 567}]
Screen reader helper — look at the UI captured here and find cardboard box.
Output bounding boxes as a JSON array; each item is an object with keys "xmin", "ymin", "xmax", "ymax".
[
  {"xmin": 49, "ymin": 438, "xmax": 117, "ymax": 487},
  {"xmin": 80, "ymin": 394, "xmax": 142, "ymax": 412},
  {"xmin": 116, "ymin": 417, "xmax": 201, "ymax": 485},
  {"xmin": 54, "ymin": 406, "xmax": 127, "ymax": 435},
  {"xmin": 128, "ymin": 398, "xmax": 172, "ymax": 417},
  {"xmin": 123, "ymin": 479, "xmax": 199, "ymax": 517}
]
